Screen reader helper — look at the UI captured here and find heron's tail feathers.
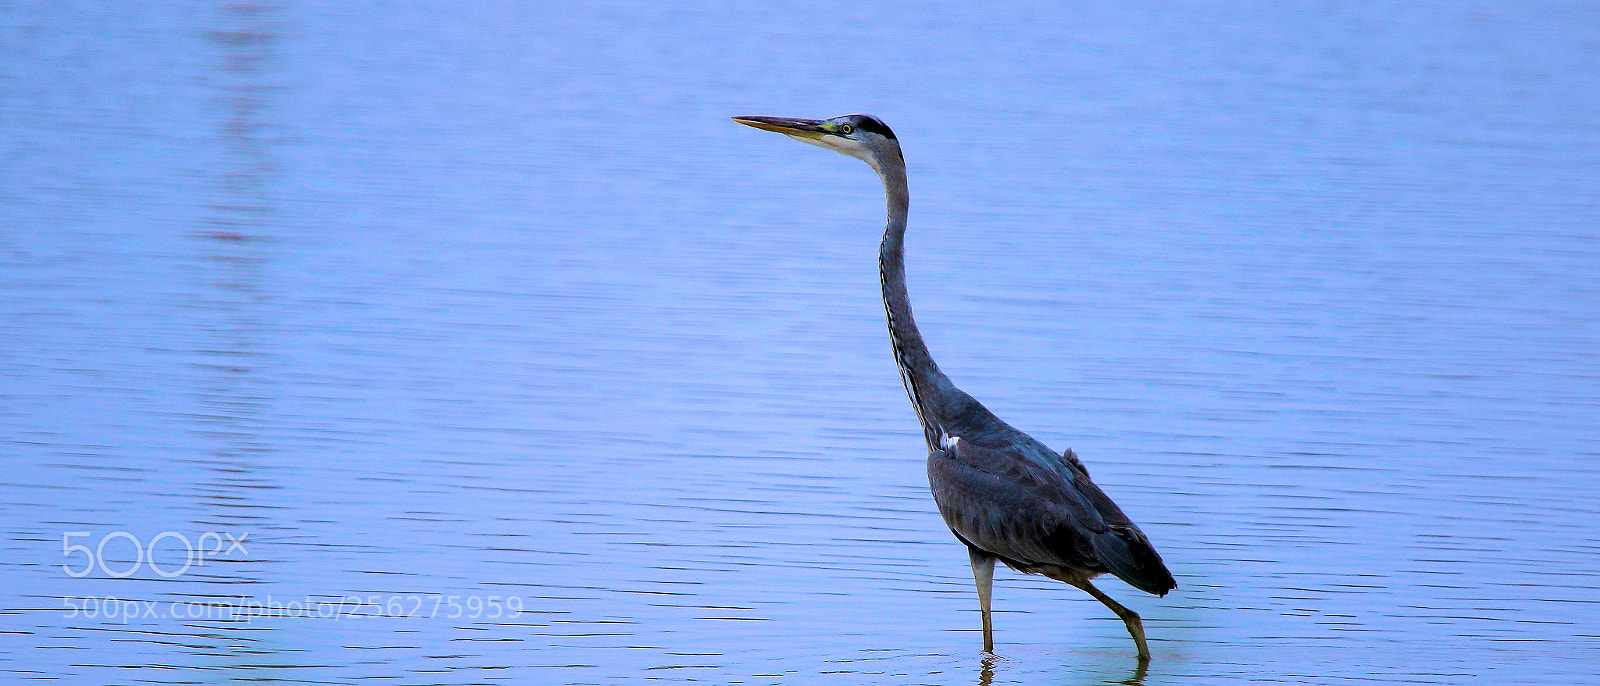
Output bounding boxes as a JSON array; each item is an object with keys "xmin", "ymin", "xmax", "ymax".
[{"xmin": 1092, "ymin": 525, "xmax": 1176, "ymax": 597}]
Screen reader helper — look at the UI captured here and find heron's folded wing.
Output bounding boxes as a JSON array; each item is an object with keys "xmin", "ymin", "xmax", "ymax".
[{"xmin": 927, "ymin": 435, "xmax": 1105, "ymax": 570}]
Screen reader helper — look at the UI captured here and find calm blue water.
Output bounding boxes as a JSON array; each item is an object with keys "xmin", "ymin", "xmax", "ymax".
[{"xmin": 3, "ymin": 1, "xmax": 1598, "ymax": 683}]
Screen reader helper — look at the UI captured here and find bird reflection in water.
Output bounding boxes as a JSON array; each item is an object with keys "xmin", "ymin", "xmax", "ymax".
[{"xmin": 974, "ymin": 652, "xmax": 1147, "ymax": 685}]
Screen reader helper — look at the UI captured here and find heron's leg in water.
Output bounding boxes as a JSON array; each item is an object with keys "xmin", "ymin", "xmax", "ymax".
[
  {"xmin": 967, "ymin": 547, "xmax": 996, "ymax": 653},
  {"xmin": 1068, "ymin": 578, "xmax": 1150, "ymax": 662}
]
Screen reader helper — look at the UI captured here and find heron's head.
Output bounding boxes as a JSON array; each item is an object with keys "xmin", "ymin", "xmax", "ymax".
[{"xmin": 733, "ymin": 113, "xmax": 901, "ymax": 176}]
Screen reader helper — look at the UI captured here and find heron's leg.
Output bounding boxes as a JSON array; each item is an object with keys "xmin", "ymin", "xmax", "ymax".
[
  {"xmin": 967, "ymin": 547, "xmax": 996, "ymax": 653},
  {"xmin": 1067, "ymin": 578, "xmax": 1151, "ymax": 662}
]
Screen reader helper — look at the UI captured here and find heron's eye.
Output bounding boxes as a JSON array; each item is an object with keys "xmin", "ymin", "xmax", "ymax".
[{"xmin": 840, "ymin": 124, "xmax": 854, "ymax": 135}]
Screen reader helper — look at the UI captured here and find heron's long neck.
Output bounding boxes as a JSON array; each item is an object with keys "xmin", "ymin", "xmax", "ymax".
[{"xmin": 877, "ymin": 159, "xmax": 945, "ymax": 449}]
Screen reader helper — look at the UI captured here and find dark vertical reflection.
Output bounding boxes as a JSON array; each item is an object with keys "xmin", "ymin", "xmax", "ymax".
[
  {"xmin": 1119, "ymin": 659, "xmax": 1148, "ymax": 685},
  {"xmin": 187, "ymin": 1, "xmax": 283, "ymax": 526},
  {"xmin": 176, "ymin": 1, "xmax": 287, "ymax": 666}
]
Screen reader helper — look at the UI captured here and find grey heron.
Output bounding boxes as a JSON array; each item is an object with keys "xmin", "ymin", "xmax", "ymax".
[{"xmin": 733, "ymin": 113, "xmax": 1176, "ymax": 660}]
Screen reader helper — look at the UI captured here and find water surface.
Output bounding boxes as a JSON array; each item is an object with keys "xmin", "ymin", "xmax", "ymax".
[{"xmin": 2, "ymin": 1, "xmax": 1598, "ymax": 683}]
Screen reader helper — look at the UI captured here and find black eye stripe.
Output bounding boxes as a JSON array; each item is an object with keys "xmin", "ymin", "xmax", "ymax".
[{"xmin": 847, "ymin": 115, "xmax": 896, "ymax": 140}]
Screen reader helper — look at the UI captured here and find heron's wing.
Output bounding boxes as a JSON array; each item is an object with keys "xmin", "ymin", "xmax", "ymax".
[
  {"xmin": 929, "ymin": 435, "xmax": 1178, "ymax": 596},
  {"xmin": 927, "ymin": 434, "xmax": 1105, "ymax": 570}
]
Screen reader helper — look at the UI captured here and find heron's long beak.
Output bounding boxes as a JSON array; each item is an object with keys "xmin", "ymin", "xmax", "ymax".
[{"xmin": 732, "ymin": 115, "xmax": 828, "ymax": 141}]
